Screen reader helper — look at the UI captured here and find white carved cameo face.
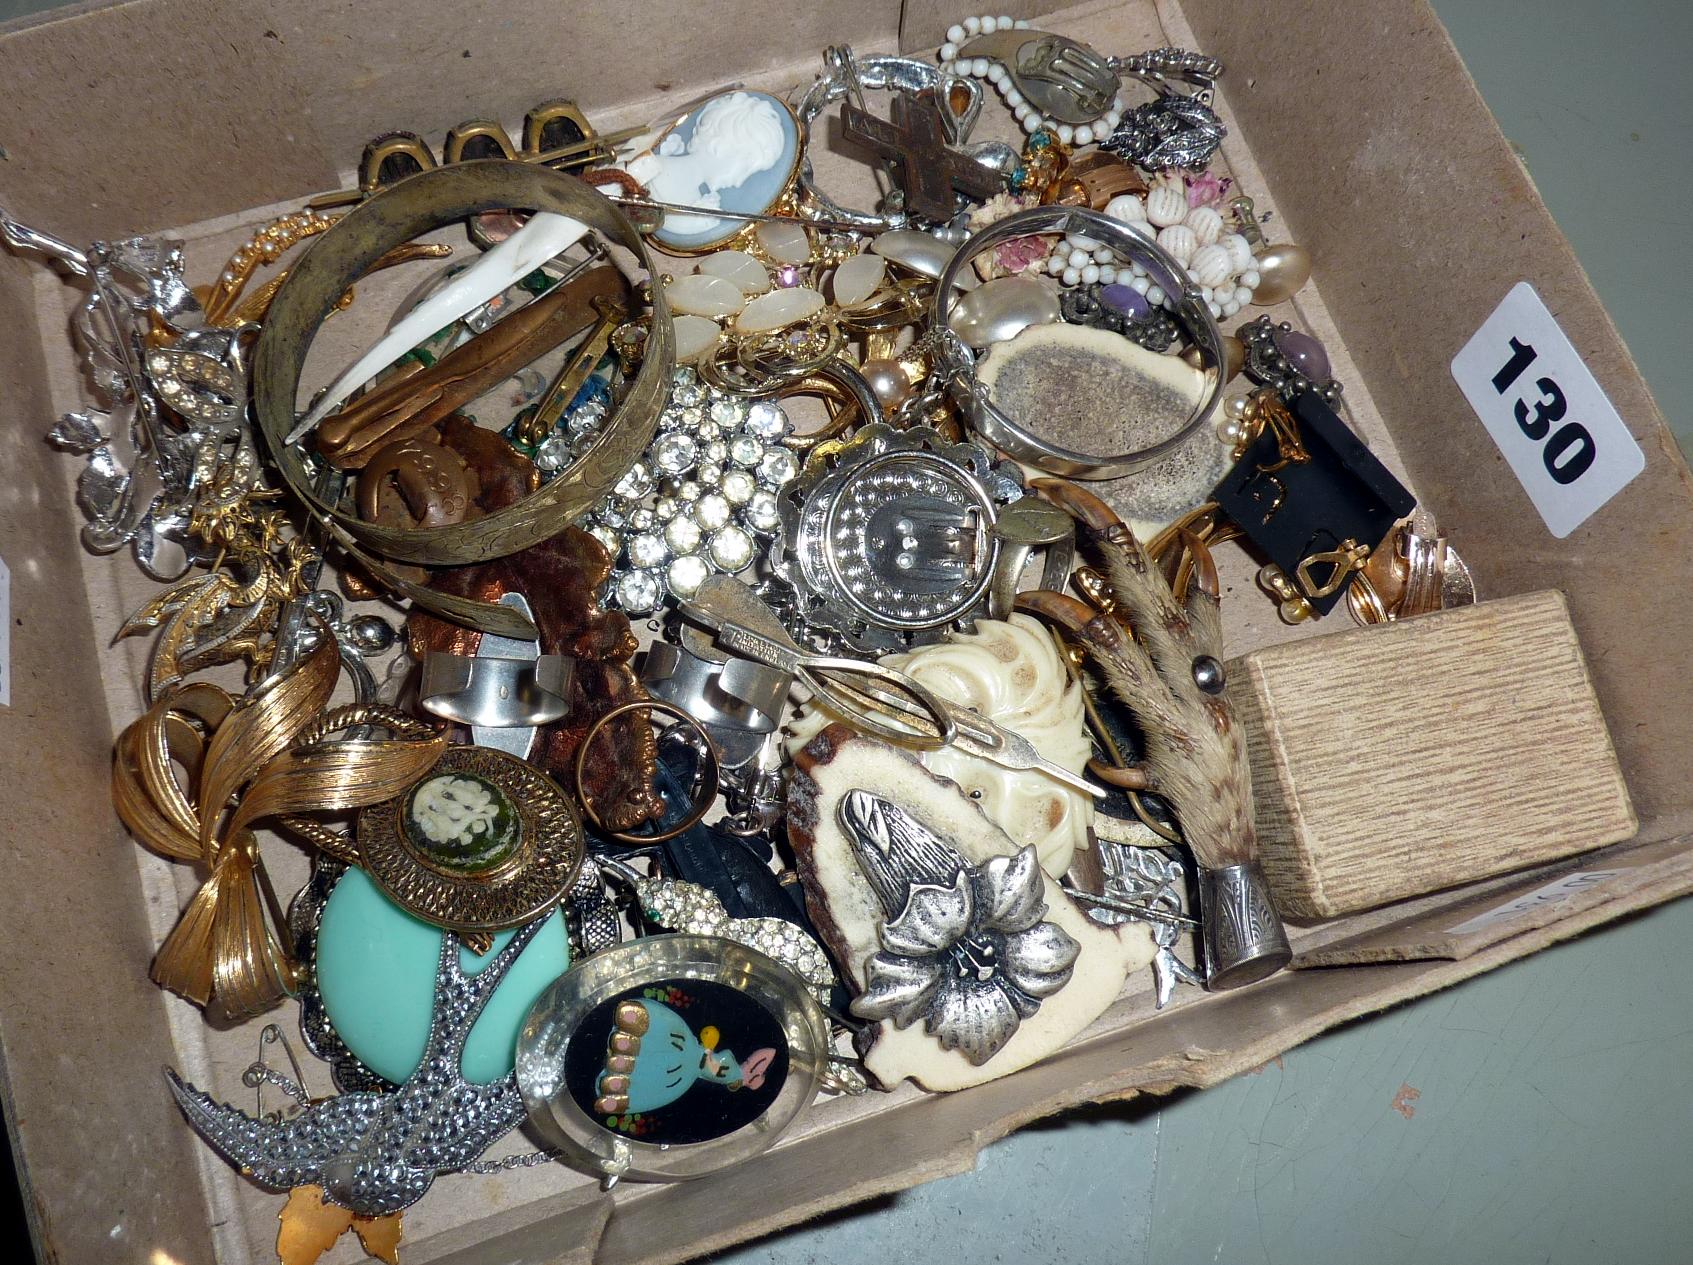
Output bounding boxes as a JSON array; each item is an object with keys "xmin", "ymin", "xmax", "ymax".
[
  {"xmin": 786, "ymin": 614, "xmax": 1094, "ymax": 876},
  {"xmin": 624, "ymin": 91, "xmax": 795, "ymax": 246},
  {"xmin": 683, "ymin": 93, "xmax": 785, "ymax": 192}
]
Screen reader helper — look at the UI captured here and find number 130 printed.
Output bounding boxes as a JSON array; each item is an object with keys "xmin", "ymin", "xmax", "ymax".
[{"xmin": 1452, "ymin": 282, "xmax": 1644, "ymax": 538}]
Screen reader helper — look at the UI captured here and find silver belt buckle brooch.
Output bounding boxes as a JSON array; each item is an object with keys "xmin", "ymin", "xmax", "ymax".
[{"xmin": 771, "ymin": 422, "xmax": 1025, "ymax": 652}]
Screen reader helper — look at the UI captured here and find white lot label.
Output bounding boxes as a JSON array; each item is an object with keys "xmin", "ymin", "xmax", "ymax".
[
  {"xmin": 1451, "ymin": 282, "xmax": 1644, "ymax": 538},
  {"xmin": 1445, "ymin": 869, "xmax": 1622, "ymax": 936},
  {"xmin": 0, "ymin": 555, "xmax": 9, "ymax": 706}
]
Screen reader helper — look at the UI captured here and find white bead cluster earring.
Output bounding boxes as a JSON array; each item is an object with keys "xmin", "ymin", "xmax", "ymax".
[
  {"xmin": 1094, "ymin": 187, "xmax": 1261, "ymax": 319},
  {"xmin": 938, "ymin": 15, "xmax": 1126, "ymax": 144}
]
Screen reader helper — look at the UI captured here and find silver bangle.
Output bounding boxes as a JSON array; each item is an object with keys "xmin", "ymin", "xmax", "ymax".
[{"xmin": 932, "ymin": 205, "xmax": 1226, "ymax": 480}]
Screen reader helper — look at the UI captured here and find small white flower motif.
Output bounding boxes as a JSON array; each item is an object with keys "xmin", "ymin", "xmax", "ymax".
[{"xmin": 412, "ymin": 775, "xmax": 500, "ymax": 846}]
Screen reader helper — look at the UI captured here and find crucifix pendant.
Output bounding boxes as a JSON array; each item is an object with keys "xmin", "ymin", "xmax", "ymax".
[{"xmin": 839, "ymin": 91, "xmax": 1005, "ymax": 223}]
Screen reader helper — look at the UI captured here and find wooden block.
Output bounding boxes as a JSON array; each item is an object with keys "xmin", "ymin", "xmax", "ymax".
[{"xmin": 1227, "ymin": 591, "xmax": 1637, "ymax": 920}]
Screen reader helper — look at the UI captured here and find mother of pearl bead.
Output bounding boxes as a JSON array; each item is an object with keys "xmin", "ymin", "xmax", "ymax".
[{"xmin": 1251, "ymin": 242, "xmax": 1314, "ymax": 305}]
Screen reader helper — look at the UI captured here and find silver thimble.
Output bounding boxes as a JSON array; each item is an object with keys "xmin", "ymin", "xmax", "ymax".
[{"xmin": 1196, "ymin": 861, "xmax": 1293, "ymax": 990}]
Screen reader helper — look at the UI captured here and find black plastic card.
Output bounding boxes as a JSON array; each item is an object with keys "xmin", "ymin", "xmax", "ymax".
[{"xmin": 1211, "ymin": 392, "xmax": 1416, "ymax": 614}]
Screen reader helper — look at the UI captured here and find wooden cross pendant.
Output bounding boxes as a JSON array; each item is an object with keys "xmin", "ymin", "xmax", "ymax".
[{"xmin": 839, "ymin": 91, "xmax": 1006, "ymax": 222}]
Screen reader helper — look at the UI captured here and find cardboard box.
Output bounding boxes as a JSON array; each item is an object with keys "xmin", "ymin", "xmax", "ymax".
[
  {"xmin": 2, "ymin": 1, "xmax": 1691, "ymax": 1262},
  {"xmin": 1235, "ymin": 591, "xmax": 1639, "ymax": 919}
]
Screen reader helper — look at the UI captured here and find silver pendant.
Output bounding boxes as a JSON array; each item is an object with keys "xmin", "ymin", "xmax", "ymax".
[
  {"xmin": 1091, "ymin": 841, "xmax": 1203, "ymax": 1009},
  {"xmin": 1239, "ymin": 313, "xmax": 1343, "ymax": 404},
  {"xmin": 841, "ymin": 791, "xmax": 1079, "ymax": 1066},
  {"xmin": 771, "ymin": 423, "xmax": 1024, "ymax": 652}
]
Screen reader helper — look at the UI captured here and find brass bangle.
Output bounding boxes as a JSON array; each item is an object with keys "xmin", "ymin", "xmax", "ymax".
[
  {"xmin": 575, "ymin": 699, "xmax": 720, "ymax": 845},
  {"xmin": 253, "ymin": 160, "xmax": 675, "ymax": 638}
]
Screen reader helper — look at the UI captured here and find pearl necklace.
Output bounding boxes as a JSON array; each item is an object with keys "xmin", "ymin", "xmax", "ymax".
[{"xmin": 937, "ymin": 14, "xmax": 1125, "ymax": 146}]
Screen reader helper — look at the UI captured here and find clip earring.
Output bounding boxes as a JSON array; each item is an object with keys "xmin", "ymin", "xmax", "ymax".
[
  {"xmin": 1294, "ymin": 538, "xmax": 1370, "ymax": 601},
  {"xmin": 443, "ymin": 119, "xmax": 519, "ymax": 165},
  {"xmin": 359, "ymin": 132, "xmax": 437, "ymax": 194}
]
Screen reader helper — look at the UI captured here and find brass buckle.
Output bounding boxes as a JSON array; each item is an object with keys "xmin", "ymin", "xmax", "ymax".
[{"xmin": 339, "ymin": 100, "xmax": 607, "ymax": 208}]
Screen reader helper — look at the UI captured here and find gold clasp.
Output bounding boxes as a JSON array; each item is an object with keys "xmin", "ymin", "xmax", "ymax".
[
  {"xmin": 1259, "ymin": 538, "xmax": 1370, "ymax": 624},
  {"xmin": 1296, "ymin": 539, "xmax": 1371, "ymax": 600}
]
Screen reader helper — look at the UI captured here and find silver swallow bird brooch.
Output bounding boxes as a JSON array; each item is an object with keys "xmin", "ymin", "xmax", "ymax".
[{"xmin": 165, "ymin": 919, "xmax": 543, "ymax": 1217}]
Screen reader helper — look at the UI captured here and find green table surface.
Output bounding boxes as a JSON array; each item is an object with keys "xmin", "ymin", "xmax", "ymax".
[{"xmin": 1, "ymin": 2, "xmax": 1687, "ymax": 1263}]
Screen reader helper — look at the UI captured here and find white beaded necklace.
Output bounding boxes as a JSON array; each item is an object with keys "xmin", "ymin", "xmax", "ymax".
[{"xmin": 937, "ymin": 14, "xmax": 1126, "ymax": 146}]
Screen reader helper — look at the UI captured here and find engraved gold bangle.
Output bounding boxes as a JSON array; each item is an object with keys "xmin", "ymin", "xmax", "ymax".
[{"xmin": 252, "ymin": 160, "xmax": 675, "ymax": 639}]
